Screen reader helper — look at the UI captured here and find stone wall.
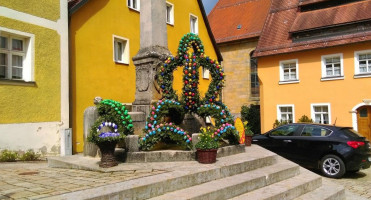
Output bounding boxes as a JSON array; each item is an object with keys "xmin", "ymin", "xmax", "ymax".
[{"xmin": 218, "ymin": 40, "xmax": 259, "ymax": 116}]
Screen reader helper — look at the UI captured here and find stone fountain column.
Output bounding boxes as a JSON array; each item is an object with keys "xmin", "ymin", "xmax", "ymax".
[{"xmin": 132, "ymin": 0, "xmax": 171, "ymax": 118}]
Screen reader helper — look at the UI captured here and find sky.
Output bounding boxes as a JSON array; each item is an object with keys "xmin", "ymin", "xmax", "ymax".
[{"xmin": 202, "ymin": 0, "xmax": 219, "ymax": 15}]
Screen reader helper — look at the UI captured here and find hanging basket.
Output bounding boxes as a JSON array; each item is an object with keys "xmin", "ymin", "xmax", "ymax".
[
  {"xmin": 97, "ymin": 141, "xmax": 118, "ymax": 168},
  {"xmin": 245, "ymin": 135, "xmax": 252, "ymax": 146},
  {"xmin": 196, "ymin": 149, "xmax": 217, "ymax": 164}
]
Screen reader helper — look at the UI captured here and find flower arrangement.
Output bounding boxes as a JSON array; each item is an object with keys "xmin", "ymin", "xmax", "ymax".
[
  {"xmin": 195, "ymin": 127, "xmax": 219, "ymax": 150},
  {"xmin": 244, "ymin": 121, "xmax": 254, "ymax": 136}
]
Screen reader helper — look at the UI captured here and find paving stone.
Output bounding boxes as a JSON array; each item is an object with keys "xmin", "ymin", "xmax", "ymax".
[{"xmin": 6, "ymin": 191, "xmax": 37, "ymax": 199}]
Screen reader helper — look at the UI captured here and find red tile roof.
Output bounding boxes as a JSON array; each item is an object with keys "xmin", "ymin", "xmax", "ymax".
[
  {"xmin": 291, "ymin": 1, "xmax": 371, "ymax": 32},
  {"xmin": 255, "ymin": 0, "xmax": 371, "ymax": 57},
  {"xmin": 208, "ymin": 0, "xmax": 271, "ymax": 44}
]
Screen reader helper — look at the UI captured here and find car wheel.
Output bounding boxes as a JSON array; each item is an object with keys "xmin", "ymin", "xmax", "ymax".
[{"xmin": 320, "ymin": 154, "xmax": 345, "ymax": 178}]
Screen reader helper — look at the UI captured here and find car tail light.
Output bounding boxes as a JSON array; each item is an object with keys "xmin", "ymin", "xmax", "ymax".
[{"xmin": 347, "ymin": 141, "xmax": 365, "ymax": 149}]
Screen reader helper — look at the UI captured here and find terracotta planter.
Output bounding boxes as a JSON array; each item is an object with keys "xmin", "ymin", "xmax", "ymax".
[
  {"xmin": 97, "ymin": 141, "xmax": 118, "ymax": 168},
  {"xmin": 196, "ymin": 149, "xmax": 217, "ymax": 164},
  {"xmin": 245, "ymin": 135, "xmax": 252, "ymax": 146}
]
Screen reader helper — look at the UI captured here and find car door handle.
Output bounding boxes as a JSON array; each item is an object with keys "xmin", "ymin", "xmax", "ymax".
[{"xmin": 283, "ymin": 140, "xmax": 292, "ymax": 143}]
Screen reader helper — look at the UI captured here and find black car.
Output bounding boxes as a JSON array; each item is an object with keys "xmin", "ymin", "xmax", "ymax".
[{"xmin": 252, "ymin": 123, "xmax": 371, "ymax": 178}]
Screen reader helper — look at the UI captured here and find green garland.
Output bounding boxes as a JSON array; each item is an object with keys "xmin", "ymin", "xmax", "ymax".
[{"xmin": 88, "ymin": 99, "xmax": 134, "ymax": 144}]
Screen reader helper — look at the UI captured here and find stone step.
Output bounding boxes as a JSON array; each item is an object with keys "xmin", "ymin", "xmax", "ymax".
[
  {"xmin": 45, "ymin": 146, "xmax": 278, "ymax": 200},
  {"xmin": 230, "ymin": 168, "xmax": 322, "ymax": 200},
  {"xmin": 294, "ymin": 178, "xmax": 345, "ymax": 200},
  {"xmin": 149, "ymin": 159, "xmax": 300, "ymax": 200}
]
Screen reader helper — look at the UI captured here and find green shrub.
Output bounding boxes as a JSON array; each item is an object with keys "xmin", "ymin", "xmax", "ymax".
[
  {"xmin": 0, "ymin": 150, "xmax": 18, "ymax": 162},
  {"xmin": 18, "ymin": 150, "xmax": 40, "ymax": 161},
  {"xmin": 297, "ymin": 115, "xmax": 313, "ymax": 123},
  {"xmin": 241, "ymin": 105, "xmax": 261, "ymax": 134},
  {"xmin": 195, "ymin": 127, "xmax": 219, "ymax": 150},
  {"xmin": 273, "ymin": 119, "xmax": 289, "ymax": 129}
]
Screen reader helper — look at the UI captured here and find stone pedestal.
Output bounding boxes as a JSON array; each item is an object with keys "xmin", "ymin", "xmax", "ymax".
[
  {"xmin": 180, "ymin": 114, "xmax": 206, "ymax": 135},
  {"xmin": 83, "ymin": 106, "xmax": 99, "ymax": 157}
]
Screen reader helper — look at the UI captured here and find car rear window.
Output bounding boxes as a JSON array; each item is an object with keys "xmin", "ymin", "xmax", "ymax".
[
  {"xmin": 339, "ymin": 128, "xmax": 362, "ymax": 139},
  {"xmin": 301, "ymin": 125, "xmax": 332, "ymax": 137}
]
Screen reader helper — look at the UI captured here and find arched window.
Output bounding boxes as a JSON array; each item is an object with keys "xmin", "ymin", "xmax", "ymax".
[{"xmin": 250, "ymin": 51, "xmax": 259, "ymax": 98}]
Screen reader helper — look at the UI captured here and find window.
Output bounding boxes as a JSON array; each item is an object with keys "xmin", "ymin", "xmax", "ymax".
[
  {"xmin": 190, "ymin": 14, "xmax": 198, "ymax": 34},
  {"xmin": 301, "ymin": 125, "xmax": 332, "ymax": 137},
  {"xmin": 128, "ymin": 0, "xmax": 140, "ymax": 11},
  {"xmin": 0, "ymin": 29, "xmax": 33, "ymax": 82},
  {"xmin": 321, "ymin": 54, "xmax": 344, "ymax": 80},
  {"xmin": 250, "ymin": 51, "xmax": 259, "ymax": 98},
  {"xmin": 311, "ymin": 103, "xmax": 331, "ymax": 124},
  {"xmin": 270, "ymin": 124, "xmax": 300, "ymax": 136},
  {"xmin": 354, "ymin": 50, "xmax": 371, "ymax": 78},
  {"xmin": 113, "ymin": 35, "xmax": 129, "ymax": 64},
  {"xmin": 277, "ymin": 105, "xmax": 294, "ymax": 123},
  {"xmin": 279, "ymin": 59, "xmax": 299, "ymax": 84},
  {"xmin": 202, "ymin": 67, "xmax": 209, "ymax": 79},
  {"xmin": 166, "ymin": 2, "xmax": 174, "ymax": 25}
]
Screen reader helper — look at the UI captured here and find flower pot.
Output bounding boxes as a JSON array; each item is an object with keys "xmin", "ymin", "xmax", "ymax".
[
  {"xmin": 196, "ymin": 149, "xmax": 217, "ymax": 164},
  {"xmin": 245, "ymin": 135, "xmax": 252, "ymax": 146},
  {"xmin": 97, "ymin": 141, "xmax": 118, "ymax": 168}
]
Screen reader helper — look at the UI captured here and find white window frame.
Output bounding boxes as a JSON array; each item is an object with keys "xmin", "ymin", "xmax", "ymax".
[
  {"xmin": 113, "ymin": 35, "xmax": 129, "ymax": 65},
  {"xmin": 190, "ymin": 14, "xmax": 198, "ymax": 34},
  {"xmin": 127, "ymin": 0, "xmax": 140, "ymax": 11},
  {"xmin": 202, "ymin": 67, "xmax": 209, "ymax": 79},
  {"xmin": 354, "ymin": 49, "xmax": 371, "ymax": 78},
  {"xmin": 0, "ymin": 27, "xmax": 34, "ymax": 82},
  {"xmin": 166, "ymin": 2, "xmax": 174, "ymax": 25},
  {"xmin": 311, "ymin": 103, "xmax": 331, "ymax": 124},
  {"xmin": 277, "ymin": 104, "xmax": 295, "ymax": 123},
  {"xmin": 279, "ymin": 59, "xmax": 299, "ymax": 84},
  {"xmin": 321, "ymin": 53, "xmax": 344, "ymax": 81}
]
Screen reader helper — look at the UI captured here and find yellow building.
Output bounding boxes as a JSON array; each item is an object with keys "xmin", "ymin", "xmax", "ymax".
[
  {"xmin": 255, "ymin": 0, "xmax": 371, "ymax": 141},
  {"xmin": 0, "ymin": 1, "xmax": 69, "ymax": 155},
  {"xmin": 69, "ymin": 0, "xmax": 221, "ymax": 153}
]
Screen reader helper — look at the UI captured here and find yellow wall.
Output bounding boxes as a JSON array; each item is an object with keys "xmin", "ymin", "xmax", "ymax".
[
  {"xmin": 0, "ymin": 0, "xmax": 60, "ymax": 22},
  {"xmin": 0, "ymin": 17, "xmax": 61, "ymax": 123},
  {"xmin": 70, "ymin": 0, "xmax": 217, "ymax": 152},
  {"xmin": 258, "ymin": 41, "xmax": 371, "ymax": 133}
]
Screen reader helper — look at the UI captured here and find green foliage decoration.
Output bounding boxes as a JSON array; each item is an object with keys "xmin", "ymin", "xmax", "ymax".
[
  {"xmin": 18, "ymin": 150, "xmax": 40, "ymax": 161},
  {"xmin": 88, "ymin": 99, "xmax": 133, "ymax": 144}
]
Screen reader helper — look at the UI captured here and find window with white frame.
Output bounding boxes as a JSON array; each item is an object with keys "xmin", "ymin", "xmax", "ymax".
[
  {"xmin": 279, "ymin": 59, "xmax": 298, "ymax": 83},
  {"xmin": 113, "ymin": 35, "xmax": 129, "ymax": 64},
  {"xmin": 277, "ymin": 105, "xmax": 294, "ymax": 123},
  {"xmin": 354, "ymin": 50, "xmax": 371, "ymax": 77},
  {"xmin": 202, "ymin": 67, "xmax": 209, "ymax": 79},
  {"xmin": 166, "ymin": 2, "xmax": 174, "ymax": 25},
  {"xmin": 128, "ymin": 0, "xmax": 140, "ymax": 11},
  {"xmin": 311, "ymin": 104, "xmax": 331, "ymax": 124},
  {"xmin": 190, "ymin": 14, "xmax": 198, "ymax": 34},
  {"xmin": 0, "ymin": 30, "xmax": 33, "ymax": 81},
  {"xmin": 321, "ymin": 54, "xmax": 343, "ymax": 79}
]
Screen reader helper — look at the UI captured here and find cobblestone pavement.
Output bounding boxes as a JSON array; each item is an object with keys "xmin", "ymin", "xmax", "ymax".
[
  {"xmin": 0, "ymin": 161, "xmax": 165, "ymax": 200},
  {"xmin": 324, "ymin": 167, "xmax": 371, "ymax": 199}
]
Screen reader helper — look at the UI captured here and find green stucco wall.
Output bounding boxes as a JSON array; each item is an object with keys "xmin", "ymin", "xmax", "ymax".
[
  {"xmin": 0, "ymin": 0, "xmax": 60, "ymax": 21},
  {"xmin": 0, "ymin": 17, "xmax": 61, "ymax": 123}
]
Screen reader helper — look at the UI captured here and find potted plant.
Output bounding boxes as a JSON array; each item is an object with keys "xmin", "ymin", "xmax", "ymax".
[
  {"xmin": 244, "ymin": 121, "xmax": 254, "ymax": 146},
  {"xmin": 195, "ymin": 127, "xmax": 219, "ymax": 164},
  {"xmin": 88, "ymin": 121, "xmax": 125, "ymax": 168}
]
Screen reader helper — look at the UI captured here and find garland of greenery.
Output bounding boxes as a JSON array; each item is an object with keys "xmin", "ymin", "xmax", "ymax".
[
  {"xmin": 88, "ymin": 99, "xmax": 134, "ymax": 144},
  {"xmin": 197, "ymin": 102, "xmax": 240, "ymax": 144},
  {"xmin": 139, "ymin": 99, "xmax": 192, "ymax": 150}
]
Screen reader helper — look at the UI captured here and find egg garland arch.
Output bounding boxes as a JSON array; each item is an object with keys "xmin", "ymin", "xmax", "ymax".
[
  {"xmin": 141, "ymin": 33, "xmax": 239, "ymax": 150},
  {"xmin": 139, "ymin": 99, "xmax": 192, "ymax": 151}
]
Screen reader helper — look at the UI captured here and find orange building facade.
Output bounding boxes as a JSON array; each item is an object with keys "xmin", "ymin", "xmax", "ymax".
[{"xmin": 255, "ymin": 0, "xmax": 371, "ymax": 141}]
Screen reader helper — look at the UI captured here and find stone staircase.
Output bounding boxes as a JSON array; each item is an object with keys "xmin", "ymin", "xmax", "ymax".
[{"xmin": 48, "ymin": 145, "xmax": 345, "ymax": 200}]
